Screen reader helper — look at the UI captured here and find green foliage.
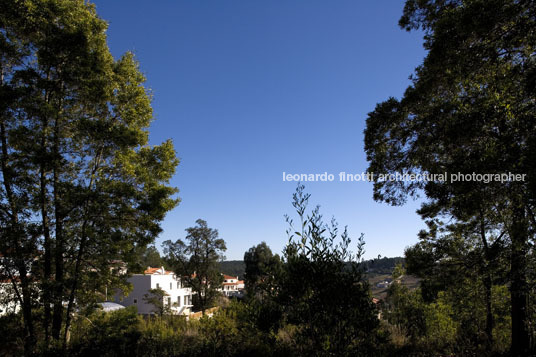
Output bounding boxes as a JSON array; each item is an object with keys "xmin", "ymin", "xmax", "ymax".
[
  {"xmin": 135, "ymin": 316, "xmax": 202, "ymax": 357},
  {"xmin": 385, "ymin": 283, "xmax": 426, "ymax": 343},
  {"xmin": 0, "ymin": 313, "xmax": 24, "ymax": 357},
  {"xmin": 364, "ymin": 256, "xmax": 405, "ymax": 275},
  {"xmin": 0, "ymin": 0, "xmax": 179, "ymax": 353},
  {"xmin": 69, "ymin": 307, "xmax": 142, "ymax": 357},
  {"xmin": 423, "ymin": 293, "xmax": 458, "ymax": 352},
  {"xmin": 275, "ymin": 184, "xmax": 384, "ymax": 356},
  {"xmin": 221, "ymin": 256, "xmax": 406, "ymax": 280},
  {"xmin": 384, "ymin": 266, "xmax": 513, "ymax": 355},
  {"xmin": 129, "ymin": 245, "xmax": 167, "ymax": 274},
  {"xmin": 243, "ymin": 242, "xmax": 282, "ymax": 301},
  {"xmin": 364, "ymin": 0, "xmax": 536, "ymax": 353},
  {"xmin": 218, "ymin": 260, "xmax": 246, "ymax": 279},
  {"xmin": 163, "ymin": 219, "xmax": 227, "ymax": 314},
  {"xmin": 143, "ymin": 287, "xmax": 170, "ymax": 317}
]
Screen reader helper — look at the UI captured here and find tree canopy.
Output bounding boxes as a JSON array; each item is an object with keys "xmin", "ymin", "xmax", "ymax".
[
  {"xmin": 364, "ymin": 0, "xmax": 536, "ymax": 354},
  {"xmin": 0, "ymin": 0, "xmax": 179, "ymax": 354},
  {"xmin": 163, "ymin": 219, "xmax": 226, "ymax": 314}
]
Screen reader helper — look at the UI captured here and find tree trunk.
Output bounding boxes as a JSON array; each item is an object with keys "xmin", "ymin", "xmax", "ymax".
[
  {"xmin": 51, "ymin": 117, "xmax": 64, "ymax": 341},
  {"xmin": 20, "ymin": 272, "xmax": 37, "ymax": 357},
  {"xmin": 479, "ymin": 212, "xmax": 494, "ymax": 349},
  {"xmin": 1, "ymin": 118, "xmax": 36, "ymax": 356},
  {"xmin": 510, "ymin": 204, "xmax": 530, "ymax": 356},
  {"xmin": 40, "ymin": 117, "xmax": 52, "ymax": 346},
  {"xmin": 63, "ymin": 228, "xmax": 88, "ymax": 351},
  {"xmin": 483, "ymin": 272, "xmax": 494, "ymax": 348}
]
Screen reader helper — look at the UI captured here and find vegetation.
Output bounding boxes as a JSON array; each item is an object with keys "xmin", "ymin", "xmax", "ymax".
[
  {"xmin": 364, "ymin": 0, "xmax": 536, "ymax": 354},
  {"xmin": 0, "ymin": 0, "xmax": 533, "ymax": 355},
  {"xmin": 130, "ymin": 245, "xmax": 168, "ymax": 273},
  {"xmin": 143, "ymin": 288, "xmax": 171, "ymax": 317},
  {"xmin": 275, "ymin": 184, "xmax": 384, "ymax": 356},
  {"xmin": 243, "ymin": 242, "xmax": 281, "ymax": 300},
  {"xmin": 0, "ymin": 0, "xmax": 178, "ymax": 355},
  {"xmin": 364, "ymin": 257, "xmax": 405, "ymax": 276},
  {"xmin": 218, "ymin": 261, "xmax": 246, "ymax": 279},
  {"xmin": 163, "ymin": 219, "xmax": 227, "ymax": 315}
]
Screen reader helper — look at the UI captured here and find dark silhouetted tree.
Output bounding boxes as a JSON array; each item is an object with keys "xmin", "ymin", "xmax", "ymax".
[
  {"xmin": 163, "ymin": 219, "xmax": 226, "ymax": 315},
  {"xmin": 364, "ymin": 1, "xmax": 536, "ymax": 353},
  {"xmin": 244, "ymin": 242, "xmax": 281, "ymax": 301}
]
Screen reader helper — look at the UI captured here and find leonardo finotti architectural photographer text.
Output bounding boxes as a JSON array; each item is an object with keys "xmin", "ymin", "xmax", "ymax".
[{"xmin": 282, "ymin": 172, "xmax": 527, "ymax": 183}]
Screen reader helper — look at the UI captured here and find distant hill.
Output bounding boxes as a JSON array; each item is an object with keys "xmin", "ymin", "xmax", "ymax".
[
  {"xmin": 362, "ymin": 256, "xmax": 405, "ymax": 276},
  {"xmin": 219, "ymin": 256, "xmax": 404, "ymax": 280},
  {"xmin": 219, "ymin": 260, "xmax": 245, "ymax": 279}
]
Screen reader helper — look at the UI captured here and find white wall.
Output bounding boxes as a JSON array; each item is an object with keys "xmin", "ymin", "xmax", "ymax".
[
  {"xmin": 115, "ymin": 274, "xmax": 193, "ymax": 315},
  {"xmin": 0, "ymin": 282, "xmax": 20, "ymax": 316}
]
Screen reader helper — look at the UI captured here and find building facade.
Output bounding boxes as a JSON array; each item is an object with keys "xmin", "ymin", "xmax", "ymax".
[
  {"xmin": 115, "ymin": 267, "xmax": 193, "ymax": 315},
  {"xmin": 221, "ymin": 274, "xmax": 245, "ymax": 297}
]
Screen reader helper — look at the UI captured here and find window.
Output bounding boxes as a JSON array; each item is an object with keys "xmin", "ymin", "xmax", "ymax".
[
  {"xmin": 184, "ymin": 295, "xmax": 188, "ymax": 305},
  {"xmin": 170, "ymin": 282, "xmax": 172, "ymax": 290},
  {"xmin": 178, "ymin": 296, "xmax": 181, "ymax": 306},
  {"xmin": 167, "ymin": 297, "xmax": 171, "ymax": 306},
  {"xmin": 133, "ymin": 299, "xmax": 137, "ymax": 304},
  {"xmin": 156, "ymin": 283, "xmax": 160, "ymax": 289},
  {"xmin": 177, "ymin": 281, "xmax": 180, "ymax": 289}
]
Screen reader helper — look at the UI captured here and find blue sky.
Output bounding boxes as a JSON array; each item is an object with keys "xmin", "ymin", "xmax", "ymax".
[{"xmin": 92, "ymin": 0, "xmax": 427, "ymax": 260}]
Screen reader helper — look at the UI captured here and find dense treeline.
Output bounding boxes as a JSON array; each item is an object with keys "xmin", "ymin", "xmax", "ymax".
[
  {"xmin": 219, "ymin": 257, "xmax": 404, "ymax": 279},
  {"xmin": 363, "ymin": 257, "xmax": 405, "ymax": 276},
  {"xmin": 218, "ymin": 261, "xmax": 246, "ymax": 279}
]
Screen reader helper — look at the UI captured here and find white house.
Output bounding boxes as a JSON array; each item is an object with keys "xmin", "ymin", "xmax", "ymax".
[
  {"xmin": 115, "ymin": 266, "xmax": 193, "ymax": 315},
  {"xmin": 0, "ymin": 280, "xmax": 20, "ymax": 315},
  {"xmin": 221, "ymin": 274, "xmax": 244, "ymax": 297}
]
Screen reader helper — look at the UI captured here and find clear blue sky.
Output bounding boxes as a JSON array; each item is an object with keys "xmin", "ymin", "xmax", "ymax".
[{"xmin": 92, "ymin": 0, "xmax": 427, "ymax": 260}]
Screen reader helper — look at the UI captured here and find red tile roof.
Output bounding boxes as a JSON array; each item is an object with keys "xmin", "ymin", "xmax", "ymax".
[{"xmin": 144, "ymin": 267, "xmax": 173, "ymax": 275}]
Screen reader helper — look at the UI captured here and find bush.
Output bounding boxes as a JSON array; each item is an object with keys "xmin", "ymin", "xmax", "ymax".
[{"xmin": 69, "ymin": 306, "xmax": 141, "ymax": 357}]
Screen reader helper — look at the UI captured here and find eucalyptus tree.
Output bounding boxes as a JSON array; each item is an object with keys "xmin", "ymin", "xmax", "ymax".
[
  {"xmin": 0, "ymin": 0, "xmax": 179, "ymax": 354},
  {"xmin": 364, "ymin": 0, "xmax": 536, "ymax": 353}
]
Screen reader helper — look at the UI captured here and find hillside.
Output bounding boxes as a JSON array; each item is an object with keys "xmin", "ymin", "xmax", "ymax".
[
  {"xmin": 219, "ymin": 256, "xmax": 406, "ymax": 281},
  {"xmin": 218, "ymin": 260, "xmax": 246, "ymax": 279}
]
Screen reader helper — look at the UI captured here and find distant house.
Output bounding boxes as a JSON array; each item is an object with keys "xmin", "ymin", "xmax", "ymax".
[
  {"xmin": 376, "ymin": 280, "xmax": 391, "ymax": 289},
  {"xmin": 0, "ymin": 254, "xmax": 39, "ymax": 316},
  {"xmin": 114, "ymin": 266, "xmax": 193, "ymax": 315},
  {"xmin": 0, "ymin": 279, "xmax": 20, "ymax": 316},
  {"xmin": 221, "ymin": 274, "xmax": 244, "ymax": 297}
]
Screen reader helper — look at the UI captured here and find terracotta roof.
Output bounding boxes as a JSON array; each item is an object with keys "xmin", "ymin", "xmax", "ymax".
[
  {"xmin": 144, "ymin": 267, "xmax": 173, "ymax": 275},
  {"xmin": 223, "ymin": 274, "xmax": 237, "ymax": 280}
]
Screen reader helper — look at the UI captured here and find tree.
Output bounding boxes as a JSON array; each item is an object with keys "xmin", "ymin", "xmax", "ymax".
[
  {"xmin": 277, "ymin": 184, "xmax": 382, "ymax": 355},
  {"xmin": 243, "ymin": 242, "xmax": 281, "ymax": 301},
  {"xmin": 143, "ymin": 287, "xmax": 171, "ymax": 317},
  {"xmin": 405, "ymin": 219, "xmax": 510, "ymax": 349},
  {"xmin": 130, "ymin": 245, "xmax": 166, "ymax": 273},
  {"xmin": 364, "ymin": 1, "xmax": 535, "ymax": 354},
  {"xmin": 163, "ymin": 219, "xmax": 226, "ymax": 315},
  {"xmin": 0, "ymin": 0, "xmax": 179, "ymax": 354}
]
